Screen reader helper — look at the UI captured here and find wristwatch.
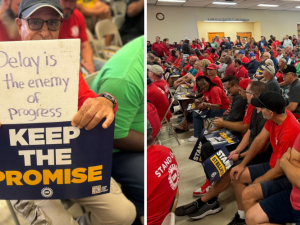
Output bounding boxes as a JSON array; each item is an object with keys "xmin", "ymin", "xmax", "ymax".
[
  {"xmin": 98, "ymin": 93, "xmax": 117, "ymax": 108},
  {"xmin": 238, "ymin": 153, "xmax": 243, "ymax": 160}
]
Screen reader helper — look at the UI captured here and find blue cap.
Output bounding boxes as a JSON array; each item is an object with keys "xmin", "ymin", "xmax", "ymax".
[
  {"xmin": 238, "ymin": 50, "xmax": 245, "ymax": 54},
  {"xmin": 249, "ymin": 53, "xmax": 255, "ymax": 57},
  {"xmin": 280, "ymin": 46, "xmax": 285, "ymax": 49}
]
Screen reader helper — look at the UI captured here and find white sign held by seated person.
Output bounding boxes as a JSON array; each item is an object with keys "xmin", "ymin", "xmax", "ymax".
[{"xmin": 0, "ymin": 39, "xmax": 80, "ymax": 124}]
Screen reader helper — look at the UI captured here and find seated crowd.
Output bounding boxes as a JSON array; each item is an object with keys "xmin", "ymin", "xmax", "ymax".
[
  {"xmin": 147, "ymin": 34, "xmax": 300, "ymax": 225},
  {"xmin": 0, "ymin": 0, "xmax": 144, "ymax": 224}
]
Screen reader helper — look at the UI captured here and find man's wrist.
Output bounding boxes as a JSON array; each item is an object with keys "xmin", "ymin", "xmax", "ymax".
[{"xmin": 98, "ymin": 93, "xmax": 118, "ymax": 113}]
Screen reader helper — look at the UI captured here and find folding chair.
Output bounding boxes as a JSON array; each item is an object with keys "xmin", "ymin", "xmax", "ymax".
[
  {"xmin": 112, "ymin": 15, "xmax": 125, "ymax": 29},
  {"xmin": 84, "ymin": 72, "xmax": 98, "ymax": 86},
  {"xmin": 161, "ymin": 190, "xmax": 179, "ymax": 225},
  {"xmin": 111, "ymin": 1, "xmax": 127, "ymax": 16},
  {"xmin": 157, "ymin": 97, "xmax": 181, "ymax": 145}
]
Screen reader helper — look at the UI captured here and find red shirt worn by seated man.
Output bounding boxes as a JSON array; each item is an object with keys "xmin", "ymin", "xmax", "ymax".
[
  {"xmin": 0, "ymin": 20, "xmax": 21, "ymax": 41},
  {"xmin": 173, "ymin": 58, "xmax": 182, "ymax": 68},
  {"xmin": 276, "ymin": 69, "xmax": 284, "ymax": 84},
  {"xmin": 58, "ymin": 9, "xmax": 88, "ymax": 43},
  {"xmin": 164, "ymin": 46, "xmax": 174, "ymax": 57},
  {"xmin": 181, "ymin": 65, "xmax": 192, "ymax": 76},
  {"xmin": 205, "ymin": 56, "xmax": 214, "ymax": 63},
  {"xmin": 290, "ymin": 133, "xmax": 300, "ymax": 211},
  {"xmin": 154, "ymin": 79, "xmax": 169, "ymax": 95},
  {"xmin": 210, "ymin": 53, "xmax": 219, "ymax": 62},
  {"xmin": 224, "ymin": 63, "xmax": 237, "ymax": 77},
  {"xmin": 242, "ymin": 104, "xmax": 255, "ymax": 125},
  {"xmin": 147, "ymin": 83, "xmax": 172, "ymax": 121},
  {"xmin": 241, "ymin": 56, "xmax": 250, "ymax": 64},
  {"xmin": 147, "ymin": 145, "xmax": 179, "ymax": 225},
  {"xmin": 203, "ymin": 86, "xmax": 230, "ymax": 110},
  {"xmin": 236, "ymin": 65, "xmax": 249, "ymax": 80},
  {"xmin": 264, "ymin": 110, "xmax": 300, "ymax": 169},
  {"xmin": 151, "ymin": 42, "xmax": 167, "ymax": 57},
  {"xmin": 191, "ymin": 44, "xmax": 201, "ymax": 49}
]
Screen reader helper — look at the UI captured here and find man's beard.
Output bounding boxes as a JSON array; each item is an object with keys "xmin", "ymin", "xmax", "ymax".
[
  {"xmin": 63, "ymin": 8, "xmax": 74, "ymax": 20},
  {"xmin": 1, "ymin": 7, "xmax": 19, "ymax": 39}
]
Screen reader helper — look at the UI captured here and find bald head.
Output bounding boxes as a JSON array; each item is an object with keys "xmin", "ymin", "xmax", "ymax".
[{"xmin": 189, "ymin": 56, "xmax": 198, "ymax": 66}]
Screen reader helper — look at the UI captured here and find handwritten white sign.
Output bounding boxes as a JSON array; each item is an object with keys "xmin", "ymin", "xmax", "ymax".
[{"xmin": 0, "ymin": 39, "xmax": 80, "ymax": 124}]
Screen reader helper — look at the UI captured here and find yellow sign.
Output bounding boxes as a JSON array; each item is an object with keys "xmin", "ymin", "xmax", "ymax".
[
  {"xmin": 210, "ymin": 155, "xmax": 226, "ymax": 176},
  {"xmin": 219, "ymin": 132, "xmax": 234, "ymax": 143}
]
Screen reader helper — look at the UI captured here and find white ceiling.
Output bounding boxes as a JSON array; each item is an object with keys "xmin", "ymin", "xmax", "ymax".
[{"xmin": 147, "ymin": 0, "xmax": 300, "ymax": 11}]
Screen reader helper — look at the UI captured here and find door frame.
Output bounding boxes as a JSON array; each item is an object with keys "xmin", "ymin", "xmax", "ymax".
[{"xmin": 207, "ymin": 32, "xmax": 225, "ymax": 42}]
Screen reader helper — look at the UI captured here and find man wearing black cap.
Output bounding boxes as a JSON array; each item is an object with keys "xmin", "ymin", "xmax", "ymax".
[
  {"xmin": 282, "ymin": 65, "xmax": 300, "ymax": 119},
  {"xmin": 12, "ymin": 0, "xmax": 137, "ymax": 225},
  {"xmin": 227, "ymin": 92, "xmax": 300, "ymax": 225}
]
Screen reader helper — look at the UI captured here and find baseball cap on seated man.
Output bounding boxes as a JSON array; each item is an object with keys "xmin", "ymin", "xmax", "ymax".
[
  {"xmin": 184, "ymin": 37, "xmax": 190, "ymax": 41},
  {"xmin": 262, "ymin": 65, "xmax": 275, "ymax": 76},
  {"xmin": 238, "ymin": 78, "xmax": 251, "ymax": 90},
  {"xmin": 206, "ymin": 63, "xmax": 218, "ymax": 70},
  {"xmin": 238, "ymin": 50, "xmax": 245, "ymax": 55},
  {"xmin": 249, "ymin": 53, "xmax": 256, "ymax": 57},
  {"xmin": 150, "ymin": 65, "xmax": 164, "ymax": 78},
  {"xmin": 18, "ymin": 0, "xmax": 64, "ymax": 18},
  {"xmin": 251, "ymin": 91, "xmax": 286, "ymax": 114},
  {"xmin": 281, "ymin": 64, "xmax": 297, "ymax": 74}
]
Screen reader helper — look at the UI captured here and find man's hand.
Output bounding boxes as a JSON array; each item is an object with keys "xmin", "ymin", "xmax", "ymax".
[
  {"xmin": 280, "ymin": 147, "xmax": 292, "ymax": 168},
  {"xmin": 81, "ymin": 59, "xmax": 95, "ymax": 74},
  {"xmin": 71, "ymin": 97, "xmax": 114, "ymax": 130},
  {"xmin": 212, "ymin": 117, "xmax": 224, "ymax": 128},
  {"xmin": 230, "ymin": 164, "xmax": 245, "ymax": 180},
  {"xmin": 228, "ymin": 149, "xmax": 238, "ymax": 159},
  {"xmin": 253, "ymin": 176, "xmax": 264, "ymax": 184}
]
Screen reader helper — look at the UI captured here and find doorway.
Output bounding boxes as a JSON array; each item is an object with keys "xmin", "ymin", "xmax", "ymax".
[
  {"xmin": 236, "ymin": 32, "xmax": 252, "ymax": 42},
  {"xmin": 208, "ymin": 32, "xmax": 225, "ymax": 42}
]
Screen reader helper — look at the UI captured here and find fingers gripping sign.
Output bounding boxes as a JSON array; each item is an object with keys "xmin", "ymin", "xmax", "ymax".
[{"xmin": 71, "ymin": 97, "xmax": 114, "ymax": 130}]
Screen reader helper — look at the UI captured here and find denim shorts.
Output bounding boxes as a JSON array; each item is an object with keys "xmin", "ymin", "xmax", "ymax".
[
  {"xmin": 248, "ymin": 162, "xmax": 292, "ymax": 198},
  {"xmin": 260, "ymin": 189, "xmax": 300, "ymax": 224}
]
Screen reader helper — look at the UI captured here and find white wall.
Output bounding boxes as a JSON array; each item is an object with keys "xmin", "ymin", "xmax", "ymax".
[{"xmin": 147, "ymin": 5, "xmax": 300, "ymax": 43}]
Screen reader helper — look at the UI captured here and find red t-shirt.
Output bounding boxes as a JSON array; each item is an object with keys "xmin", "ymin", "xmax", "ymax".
[
  {"xmin": 147, "ymin": 102, "xmax": 161, "ymax": 140},
  {"xmin": 78, "ymin": 72, "xmax": 98, "ymax": 108},
  {"xmin": 205, "ymin": 56, "xmax": 214, "ymax": 63},
  {"xmin": 276, "ymin": 70, "xmax": 284, "ymax": 84},
  {"xmin": 211, "ymin": 76, "xmax": 225, "ymax": 92},
  {"xmin": 198, "ymin": 56, "xmax": 204, "ymax": 60},
  {"xmin": 164, "ymin": 46, "xmax": 174, "ymax": 57},
  {"xmin": 264, "ymin": 110, "xmax": 300, "ymax": 168},
  {"xmin": 147, "ymin": 84, "xmax": 172, "ymax": 121},
  {"xmin": 166, "ymin": 55, "xmax": 176, "ymax": 63},
  {"xmin": 181, "ymin": 65, "xmax": 192, "ymax": 76},
  {"xmin": 154, "ymin": 79, "xmax": 169, "ymax": 95},
  {"xmin": 242, "ymin": 104, "xmax": 254, "ymax": 125},
  {"xmin": 173, "ymin": 58, "xmax": 182, "ymax": 68},
  {"xmin": 192, "ymin": 71, "xmax": 205, "ymax": 92},
  {"xmin": 191, "ymin": 44, "xmax": 201, "ymax": 49},
  {"xmin": 151, "ymin": 42, "xmax": 167, "ymax": 57},
  {"xmin": 0, "ymin": 20, "xmax": 21, "ymax": 42},
  {"xmin": 210, "ymin": 53, "xmax": 219, "ymax": 62},
  {"xmin": 236, "ymin": 66, "xmax": 249, "ymax": 80},
  {"xmin": 224, "ymin": 63, "xmax": 237, "ymax": 77},
  {"xmin": 203, "ymin": 86, "xmax": 230, "ymax": 110},
  {"xmin": 161, "ymin": 65, "xmax": 165, "ymax": 72},
  {"xmin": 59, "ymin": 9, "xmax": 88, "ymax": 43},
  {"xmin": 241, "ymin": 56, "xmax": 250, "ymax": 64},
  {"xmin": 147, "ymin": 145, "xmax": 179, "ymax": 225},
  {"xmin": 290, "ymin": 133, "xmax": 300, "ymax": 210}
]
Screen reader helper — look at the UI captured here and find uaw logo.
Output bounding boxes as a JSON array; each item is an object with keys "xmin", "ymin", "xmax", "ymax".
[
  {"xmin": 168, "ymin": 164, "xmax": 179, "ymax": 190},
  {"xmin": 41, "ymin": 187, "xmax": 53, "ymax": 198},
  {"xmin": 211, "ymin": 172, "xmax": 217, "ymax": 178}
]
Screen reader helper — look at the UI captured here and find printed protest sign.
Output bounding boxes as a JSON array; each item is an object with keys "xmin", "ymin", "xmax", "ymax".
[
  {"xmin": 189, "ymin": 137, "xmax": 203, "ymax": 163},
  {"xmin": 202, "ymin": 147, "xmax": 233, "ymax": 185},
  {"xmin": 0, "ymin": 40, "xmax": 114, "ymax": 199},
  {"xmin": 205, "ymin": 129, "xmax": 240, "ymax": 150}
]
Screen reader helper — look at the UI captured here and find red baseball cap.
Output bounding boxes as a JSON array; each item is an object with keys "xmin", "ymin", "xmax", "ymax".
[
  {"xmin": 239, "ymin": 78, "xmax": 251, "ymax": 90},
  {"xmin": 206, "ymin": 63, "xmax": 218, "ymax": 70}
]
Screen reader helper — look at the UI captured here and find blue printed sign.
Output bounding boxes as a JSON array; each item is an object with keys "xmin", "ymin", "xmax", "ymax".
[
  {"xmin": 205, "ymin": 129, "xmax": 240, "ymax": 150},
  {"xmin": 0, "ymin": 121, "xmax": 114, "ymax": 199},
  {"xmin": 202, "ymin": 147, "xmax": 233, "ymax": 185}
]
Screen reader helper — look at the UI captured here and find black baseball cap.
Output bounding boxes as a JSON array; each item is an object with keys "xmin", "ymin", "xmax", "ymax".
[
  {"xmin": 281, "ymin": 65, "xmax": 296, "ymax": 74},
  {"xmin": 18, "ymin": 0, "xmax": 63, "ymax": 18},
  {"xmin": 251, "ymin": 92, "xmax": 286, "ymax": 114}
]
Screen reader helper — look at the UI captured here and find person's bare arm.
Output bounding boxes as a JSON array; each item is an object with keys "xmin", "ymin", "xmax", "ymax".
[
  {"xmin": 279, "ymin": 81, "xmax": 288, "ymax": 86},
  {"xmin": 286, "ymin": 102, "xmax": 298, "ymax": 113},
  {"xmin": 77, "ymin": 1, "xmax": 110, "ymax": 17},
  {"xmin": 254, "ymin": 158, "xmax": 285, "ymax": 183},
  {"xmin": 127, "ymin": 0, "xmax": 144, "ymax": 17},
  {"xmin": 113, "ymin": 129, "xmax": 144, "ymax": 152},
  {"xmin": 213, "ymin": 117, "xmax": 249, "ymax": 133},
  {"xmin": 81, "ymin": 41, "xmax": 95, "ymax": 74},
  {"xmin": 281, "ymin": 147, "xmax": 300, "ymax": 188}
]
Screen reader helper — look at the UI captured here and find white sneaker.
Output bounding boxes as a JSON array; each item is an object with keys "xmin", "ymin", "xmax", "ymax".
[{"xmin": 188, "ymin": 136, "xmax": 198, "ymax": 142}]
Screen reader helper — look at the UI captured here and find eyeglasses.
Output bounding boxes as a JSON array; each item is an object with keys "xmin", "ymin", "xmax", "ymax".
[
  {"xmin": 22, "ymin": 18, "xmax": 63, "ymax": 31},
  {"xmin": 245, "ymin": 91, "xmax": 254, "ymax": 95},
  {"xmin": 282, "ymin": 72, "xmax": 293, "ymax": 77},
  {"xmin": 227, "ymin": 85, "xmax": 234, "ymax": 91}
]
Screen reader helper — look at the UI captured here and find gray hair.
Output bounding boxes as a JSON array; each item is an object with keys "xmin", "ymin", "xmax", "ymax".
[
  {"xmin": 265, "ymin": 59, "xmax": 274, "ymax": 66},
  {"xmin": 279, "ymin": 58, "xmax": 286, "ymax": 64},
  {"xmin": 263, "ymin": 52, "xmax": 271, "ymax": 59}
]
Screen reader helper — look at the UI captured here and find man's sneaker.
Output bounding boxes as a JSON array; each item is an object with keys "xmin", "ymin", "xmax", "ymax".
[
  {"xmin": 227, "ymin": 212, "xmax": 246, "ymax": 225},
  {"xmin": 193, "ymin": 179, "xmax": 211, "ymax": 196},
  {"xmin": 188, "ymin": 199, "xmax": 222, "ymax": 220},
  {"xmin": 188, "ymin": 136, "xmax": 198, "ymax": 142},
  {"xmin": 175, "ymin": 201, "xmax": 201, "ymax": 216}
]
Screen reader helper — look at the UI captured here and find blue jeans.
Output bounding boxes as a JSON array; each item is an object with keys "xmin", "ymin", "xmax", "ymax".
[
  {"xmin": 193, "ymin": 109, "xmax": 226, "ymax": 138},
  {"xmin": 111, "ymin": 152, "xmax": 144, "ymax": 217}
]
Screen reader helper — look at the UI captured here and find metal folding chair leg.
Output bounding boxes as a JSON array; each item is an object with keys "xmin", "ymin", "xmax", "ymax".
[{"xmin": 6, "ymin": 200, "xmax": 20, "ymax": 225}]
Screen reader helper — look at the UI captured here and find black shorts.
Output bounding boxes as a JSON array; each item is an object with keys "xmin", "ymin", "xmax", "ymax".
[
  {"xmin": 260, "ymin": 189, "xmax": 300, "ymax": 224},
  {"xmin": 248, "ymin": 163, "xmax": 292, "ymax": 198}
]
